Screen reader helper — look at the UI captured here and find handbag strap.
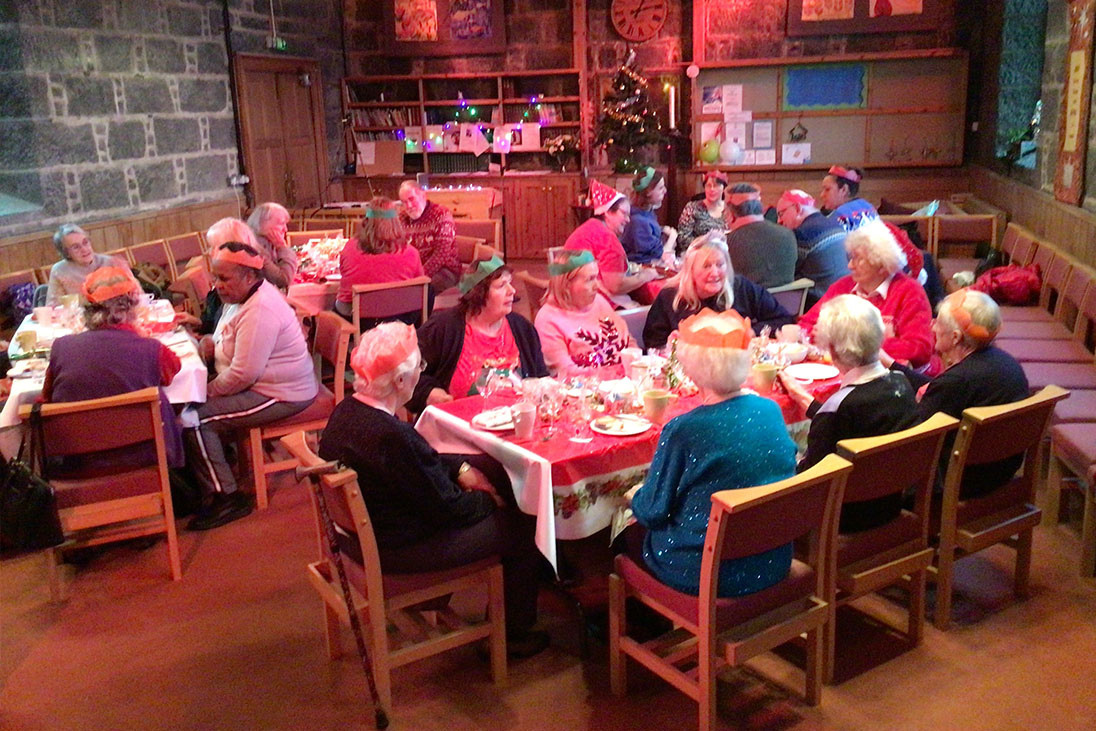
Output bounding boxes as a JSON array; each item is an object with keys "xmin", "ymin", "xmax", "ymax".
[{"xmin": 28, "ymin": 401, "xmax": 46, "ymax": 476}]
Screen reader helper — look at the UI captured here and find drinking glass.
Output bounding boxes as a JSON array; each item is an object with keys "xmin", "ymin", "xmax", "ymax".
[
  {"xmin": 540, "ymin": 380, "xmax": 563, "ymax": 439},
  {"xmin": 568, "ymin": 385, "xmax": 593, "ymax": 443}
]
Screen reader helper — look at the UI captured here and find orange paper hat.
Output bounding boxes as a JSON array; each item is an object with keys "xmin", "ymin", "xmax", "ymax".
[
  {"xmin": 943, "ymin": 288, "xmax": 998, "ymax": 345},
  {"xmin": 779, "ymin": 189, "xmax": 814, "ymax": 208},
  {"xmin": 212, "ymin": 245, "xmax": 265, "ymax": 270},
  {"xmin": 727, "ymin": 186, "xmax": 761, "ymax": 206},
  {"xmin": 82, "ymin": 266, "xmax": 138, "ymax": 303},
  {"xmin": 828, "ymin": 165, "xmax": 861, "ymax": 183},
  {"xmin": 350, "ymin": 323, "xmax": 418, "ymax": 382},
  {"xmin": 677, "ymin": 308, "xmax": 752, "ymax": 350}
]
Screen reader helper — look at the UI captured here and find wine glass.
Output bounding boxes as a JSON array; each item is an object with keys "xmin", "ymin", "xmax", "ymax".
[
  {"xmin": 540, "ymin": 380, "xmax": 563, "ymax": 439},
  {"xmin": 568, "ymin": 384, "xmax": 593, "ymax": 443}
]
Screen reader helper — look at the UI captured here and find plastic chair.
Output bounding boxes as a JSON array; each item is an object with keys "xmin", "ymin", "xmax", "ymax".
[
  {"xmin": 829, "ymin": 413, "xmax": 959, "ymax": 680},
  {"xmin": 351, "ymin": 276, "xmax": 430, "ymax": 344},
  {"xmin": 279, "ymin": 431, "xmax": 507, "ymax": 718},
  {"xmin": 934, "ymin": 385, "xmax": 1069, "ymax": 630},
  {"xmin": 243, "ymin": 311, "xmax": 354, "ymax": 509},
  {"xmin": 609, "ymin": 454, "xmax": 852, "ymax": 730},
  {"xmin": 19, "ymin": 388, "xmax": 181, "ymax": 601},
  {"xmin": 768, "ymin": 277, "xmax": 815, "ymax": 317}
]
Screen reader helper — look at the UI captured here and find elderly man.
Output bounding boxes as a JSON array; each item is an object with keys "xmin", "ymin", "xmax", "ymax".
[
  {"xmin": 246, "ymin": 202, "xmax": 298, "ymax": 289},
  {"xmin": 183, "ymin": 242, "xmax": 317, "ymax": 531},
  {"xmin": 46, "ymin": 224, "xmax": 130, "ymax": 305},
  {"xmin": 884, "ymin": 289, "xmax": 1030, "ymax": 498},
  {"xmin": 319, "ymin": 322, "xmax": 549, "ymax": 658},
  {"xmin": 724, "ymin": 182, "xmax": 797, "ymax": 288},
  {"xmin": 776, "ymin": 189, "xmax": 850, "ymax": 306},
  {"xmin": 398, "ymin": 181, "xmax": 460, "ymax": 293}
]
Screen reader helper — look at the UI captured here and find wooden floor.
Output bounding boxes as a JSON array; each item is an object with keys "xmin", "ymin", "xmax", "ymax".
[{"xmin": 2, "ymin": 470, "xmax": 1095, "ymax": 730}]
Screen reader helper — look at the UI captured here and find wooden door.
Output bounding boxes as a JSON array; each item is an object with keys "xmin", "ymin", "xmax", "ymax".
[
  {"xmin": 234, "ymin": 54, "xmax": 329, "ymax": 209},
  {"xmin": 504, "ymin": 175, "xmax": 581, "ymax": 260}
]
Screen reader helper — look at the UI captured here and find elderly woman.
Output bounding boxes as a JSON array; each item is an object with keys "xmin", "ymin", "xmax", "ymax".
[
  {"xmin": 183, "ymin": 242, "xmax": 317, "ymax": 531},
  {"xmin": 819, "ymin": 165, "xmax": 879, "ymax": 232},
  {"xmin": 43, "ymin": 267, "xmax": 183, "ymax": 467},
  {"xmin": 565, "ymin": 179, "xmax": 660, "ymax": 307},
  {"xmin": 643, "ymin": 233, "xmax": 795, "ymax": 350},
  {"xmin": 408, "ymin": 257, "xmax": 548, "ymax": 414},
  {"xmin": 335, "ymin": 197, "xmax": 424, "ymax": 322},
  {"xmin": 534, "ymin": 249, "xmax": 634, "ymax": 378},
  {"xmin": 398, "ymin": 180, "xmax": 460, "ymax": 293},
  {"xmin": 798, "ymin": 219, "xmax": 934, "ymax": 372},
  {"xmin": 625, "ymin": 309, "xmax": 797, "ymax": 596},
  {"xmin": 246, "ymin": 202, "xmax": 298, "ymax": 289},
  {"xmin": 884, "ymin": 289, "xmax": 1030, "ymax": 498},
  {"xmin": 319, "ymin": 322, "xmax": 548, "ymax": 657},
  {"xmin": 45, "ymin": 224, "xmax": 130, "ymax": 305},
  {"xmin": 676, "ymin": 170, "xmax": 733, "ymax": 253},
  {"xmin": 621, "ymin": 167, "xmax": 677, "ymax": 265},
  {"xmin": 197, "ymin": 217, "xmax": 266, "ymax": 335},
  {"xmin": 781, "ymin": 295, "xmax": 916, "ymax": 532}
]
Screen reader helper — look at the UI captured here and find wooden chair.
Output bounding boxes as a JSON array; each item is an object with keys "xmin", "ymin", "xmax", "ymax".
[
  {"xmin": 350, "ymin": 276, "xmax": 430, "ymax": 344},
  {"xmin": 165, "ymin": 232, "xmax": 206, "ymax": 274},
  {"xmin": 455, "ymin": 234, "xmax": 497, "ymax": 265},
  {"xmin": 19, "ymin": 388, "xmax": 181, "ymax": 601},
  {"xmin": 167, "ymin": 265, "xmax": 212, "ymax": 318},
  {"xmin": 828, "ymin": 413, "xmax": 959, "ymax": 681},
  {"xmin": 515, "ymin": 271, "xmax": 548, "ymax": 322},
  {"xmin": 35, "ymin": 264, "xmax": 53, "ymax": 286},
  {"xmin": 287, "ymin": 229, "xmax": 345, "ymax": 249},
  {"xmin": 1000, "ymin": 223, "xmax": 1039, "ymax": 267},
  {"xmin": 609, "ymin": 454, "xmax": 852, "ymax": 730},
  {"xmin": 1047, "ymin": 422, "xmax": 1096, "ymax": 575},
  {"xmin": 998, "ymin": 250, "xmax": 1073, "ymax": 325},
  {"xmin": 129, "ymin": 239, "xmax": 176, "ymax": 280},
  {"xmin": 278, "ymin": 431, "xmax": 507, "ymax": 718},
  {"xmin": 244, "ymin": 311, "xmax": 355, "ymax": 509},
  {"xmin": 933, "ymin": 385, "xmax": 1069, "ymax": 630},
  {"xmin": 0, "ymin": 268, "xmax": 41, "ymax": 292},
  {"xmin": 454, "ymin": 218, "xmax": 503, "ymax": 255},
  {"xmin": 105, "ymin": 246, "xmax": 134, "ymax": 266},
  {"xmin": 768, "ymin": 277, "xmax": 815, "ymax": 317}
]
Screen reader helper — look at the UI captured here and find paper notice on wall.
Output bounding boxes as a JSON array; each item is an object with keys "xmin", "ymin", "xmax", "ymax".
[
  {"xmin": 741, "ymin": 150, "xmax": 757, "ymax": 165},
  {"xmin": 781, "ymin": 142, "xmax": 812, "ymax": 165},
  {"xmin": 725, "ymin": 122, "xmax": 747, "ymax": 146},
  {"xmin": 356, "ymin": 141, "xmax": 376, "ymax": 166},
  {"xmin": 756, "ymin": 149, "xmax": 777, "ymax": 165},
  {"xmin": 722, "ymin": 84, "xmax": 743, "ymax": 114},
  {"xmin": 802, "ymin": 0, "xmax": 853, "ymax": 20},
  {"xmin": 723, "ymin": 111, "xmax": 752, "ymax": 123},
  {"xmin": 700, "ymin": 122, "xmax": 721, "ymax": 143},
  {"xmin": 752, "ymin": 120, "xmax": 773, "ymax": 149},
  {"xmin": 701, "ymin": 85, "xmax": 723, "ymax": 114},
  {"xmin": 459, "ymin": 123, "xmax": 477, "ymax": 152},
  {"xmin": 521, "ymin": 123, "xmax": 541, "ymax": 151},
  {"xmin": 471, "ymin": 126, "xmax": 490, "ymax": 156}
]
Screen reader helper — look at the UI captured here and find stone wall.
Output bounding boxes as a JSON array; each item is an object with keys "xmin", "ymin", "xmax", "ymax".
[{"xmin": 0, "ymin": 0, "xmax": 343, "ymax": 239}]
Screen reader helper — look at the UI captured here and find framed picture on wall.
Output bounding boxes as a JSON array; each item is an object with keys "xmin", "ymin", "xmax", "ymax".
[
  {"xmin": 383, "ymin": 0, "xmax": 506, "ymax": 56},
  {"xmin": 787, "ymin": 0, "xmax": 942, "ymax": 36}
]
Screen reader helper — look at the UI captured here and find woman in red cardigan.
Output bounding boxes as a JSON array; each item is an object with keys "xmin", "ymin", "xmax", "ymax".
[{"xmin": 798, "ymin": 219, "xmax": 935, "ymax": 372}]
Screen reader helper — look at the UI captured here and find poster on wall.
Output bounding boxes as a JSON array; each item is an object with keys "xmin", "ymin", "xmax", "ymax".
[
  {"xmin": 788, "ymin": 0, "xmax": 939, "ymax": 35},
  {"xmin": 384, "ymin": 0, "xmax": 505, "ymax": 56},
  {"xmin": 1054, "ymin": 0, "xmax": 1095, "ymax": 205}
]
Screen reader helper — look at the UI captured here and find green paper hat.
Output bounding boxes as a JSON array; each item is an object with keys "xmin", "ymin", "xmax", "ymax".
[
  {"xmin": 547, "ymin": 249, "xmax": 595, "ymax": 277},
  {"xmin": 459, "ymin": 255, "xmax": 506, "ymax": 294}
]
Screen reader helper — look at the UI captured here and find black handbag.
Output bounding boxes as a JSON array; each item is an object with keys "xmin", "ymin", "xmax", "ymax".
[{"xmin": 0, "ymin": 402, "xmax": 64, "ymax": 553}]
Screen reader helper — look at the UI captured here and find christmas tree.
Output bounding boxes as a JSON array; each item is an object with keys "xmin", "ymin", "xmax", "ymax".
[{"xmin": 595, "ymin": 49, "xmax": 665, "ymax": 173}]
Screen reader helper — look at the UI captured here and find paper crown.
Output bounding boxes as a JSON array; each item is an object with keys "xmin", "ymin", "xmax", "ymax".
[
  {"xmin": 588, "ymin": 179, "xmax": 626, "ymax": 216},
  {"xmin": 83, "ymin": 267, "xmax": 138, "ymax": 304},
  {"xmin": 350, "ymin": 323, "xmax": 418, "ymax": 382},
  {"xmin": 548, "ymin": 248, "xmax": 595, "ymax": 277},
  {"xmin": 779, "ymin": 189, "xmax": 814, "ymax": 208},
  {"xmin": 365, "ymin": 206, "xmax": 397, "ymax": 219},
  {"xmin": 828, "ymin": 165, "xmax": 861, "ymax": 183},
  {"xmin": 632, "ymin": 166, "xmax": 657, "ymax": 192},
  {"xmin": 703, "ymin": 170, "xmax": 728, "ymax": 186},
  {"xmin": 727, "ymin": 186, "xmax": 761, "ymax": 206},
  {"xmin": 677, "ymin": 308, "xmax": 752, "ymax": 350},
  {"xmin": 213, "ymin": 244, "xmax": 265, "ymax": 270},
  {"xmin": 943, "ymin": 288, "xmax": 998, "ymax": 345},
  {"xmin": 459, "ymin": 255, "xmax": 505, "ymax": 294}
]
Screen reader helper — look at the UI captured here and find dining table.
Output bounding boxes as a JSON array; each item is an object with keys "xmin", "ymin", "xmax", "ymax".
[
  {"xmin": 415, "ymin": 373, "xmax": 840, "ymax": 569},
  {"xmin": 1, "ymin": 312, "xmax": 208, "ymax": 430}
]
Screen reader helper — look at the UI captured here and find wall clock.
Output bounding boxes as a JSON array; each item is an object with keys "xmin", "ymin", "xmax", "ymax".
[{"xmin": 610, "ymin": 0, "xmax": 668, "ymax": 43}]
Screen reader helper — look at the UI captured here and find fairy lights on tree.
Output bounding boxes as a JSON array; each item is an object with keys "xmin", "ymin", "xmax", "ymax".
[{"xmin": 594, "ymin": 49, "xmax": 665, "ymax": 173}]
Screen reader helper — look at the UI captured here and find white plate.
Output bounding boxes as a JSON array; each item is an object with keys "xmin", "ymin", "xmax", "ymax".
[
  {"xmin": 590, "ymin": 415, "xmax": 652, "ymax": 437},
  {"xmin": 471, "ymin": 410, "xmax": 514, "ymax": 431},
  {"xmin": 324, "ymin": 273, "xmax": 342, "ymax": 281},
  {"xmin": 783, "ymin": 363, "xmax": 839, "ymax": 382}
]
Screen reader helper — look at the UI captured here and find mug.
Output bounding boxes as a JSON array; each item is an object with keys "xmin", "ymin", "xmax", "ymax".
[
  {"xmin": 751, "ymin": 363, "xmax": 778, "ymax": 394},
  {"xmin": 620, "ymin": 347, "xmax": 642, "ymax": 373},
  {"xmin": 642, "ymin": 389, "xmax": 673, "ymax": 423},
  {"xmin": 33, "ymin": 306, "xmax": 54, "ymax": 325},
  {"xmin": 780, "ymin": 324, "xmax": 801, "ymax": 343},
  {"xmin": 15, "ymin": 330, "xmax": 37, "ymax": 353},
  {"xmin": 511, "ymin": 401, "xmax": 537, "ymax": 440}
]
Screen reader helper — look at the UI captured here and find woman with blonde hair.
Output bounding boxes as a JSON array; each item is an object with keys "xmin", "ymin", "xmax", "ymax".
[
  {"xmin": 334, "ymin": 196, "xmax": 424, "ymax": 322},
  {"xmin": 624, "ymin": 308, "xmax": 797, "ymax": 596},
  {"xmin": 642, "ymin": 233, "xmax": 794, "ymax": 350},
  {"xmin": 534, "ymin": 248, "xmax": 633, "ymax": 377}
]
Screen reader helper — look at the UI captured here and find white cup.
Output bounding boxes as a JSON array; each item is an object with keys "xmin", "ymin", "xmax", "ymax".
[
  {"xmin": 780, "ymin": 324, "xmax": 802, "ymax": 343},
  {"xmin": 620, "ymin": 347, "xmax": 642, "ymax": 373},
  {"xmin": 33, "ymin": 306, "xmax": 54, "ymax": 325},
  {"xmin": 511, "ymin": 401, "xmax": 537, "ymax": 440}
]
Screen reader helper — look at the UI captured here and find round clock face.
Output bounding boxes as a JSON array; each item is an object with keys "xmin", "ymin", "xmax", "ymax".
[{"xmin": 610, "ymin": 0, "xmax": 668, "ymax": 43}]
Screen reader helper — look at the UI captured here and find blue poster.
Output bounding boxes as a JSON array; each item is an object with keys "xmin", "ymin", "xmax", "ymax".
[{"xmin": 783, "ymin": 64, "xmax": 866, "ymax": 110}]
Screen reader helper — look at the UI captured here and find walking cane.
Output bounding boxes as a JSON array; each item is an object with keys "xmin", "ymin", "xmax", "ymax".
[{"xmin": 296, "ymin": 461, "xmax": 389, "ymax": 730}]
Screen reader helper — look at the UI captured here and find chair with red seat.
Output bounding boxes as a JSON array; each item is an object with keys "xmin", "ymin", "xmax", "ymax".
[
  {"xmin": 609, "ymin": 454, "xmax": 851, "ymax": 730},
  {"xmin": 999, "ymin": 266, "xmax": 1095, "ymax": 363},
  {"xmin": 998, "ymin": 250, "xmax": 1072, "ymax": 323},
  {"xmin": 243, "ymin": 310, "xmax": 355, "ymax": 509},
  {"xmin": 129, "ymin": 239, "xmax": 176, "ymax": 280},
  {"xmin": 278, "ymin": 431, "xmax": 507, "ymax": 718},
  {"xmin": 1000, "ymin": 223, "xmax": 1038, "ymax": 266},
  {"xmin": 165, "ymin": 232, "xmax": 207, "ymax": 274},
  {"xmin": 1047, "ymin": 423, "xmax": 1096, "ymax": 575},
  {"xmin": 351, "ymin": 276, "xmax": 430, "ymax": 344},
  {"xmin": 934, "ymin": 385, "xmax": 1069, "ymax": 630}
]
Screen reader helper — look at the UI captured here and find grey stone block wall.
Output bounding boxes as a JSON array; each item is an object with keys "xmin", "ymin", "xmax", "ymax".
[{"xmin": 1, "ymin": 0, "xmax": 344, "ymax": 239}]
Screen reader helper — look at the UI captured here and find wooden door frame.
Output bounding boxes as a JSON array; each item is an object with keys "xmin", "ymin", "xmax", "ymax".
[{"xmin": 233, "ymin": 53, "xmax": 330, "ymax": 209}]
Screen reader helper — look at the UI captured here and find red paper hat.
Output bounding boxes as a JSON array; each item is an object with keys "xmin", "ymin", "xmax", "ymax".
[
  {"xmin": 677, "ymin": 308, "xmax": 752, "ymax": 350},
  {"xmin": 779, "ymin": 189, "xmax": 814, "ymax": 208},
  {"xmin": 588, "ymin": 179, "xmax": 626, "ymax": 216},
  {"xmin": 828, "ymin": 165, "xmax": 861, "ymax": 183}
]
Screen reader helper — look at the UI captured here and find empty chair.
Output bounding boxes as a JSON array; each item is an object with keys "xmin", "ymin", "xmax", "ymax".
[
  {"xmin": 768, "ymin": 277, "xmax": 815, "ymax": 316},
  {"xmin": 998, "ymin": 249, "xmax": 1071, "ymax": 323},
  {"xmin": 1047, "ymin": 423, "xmax": 1096, "ymax": 575},
  {"xmin": 279, "ymin": 431, "xmax": 507, "ymax": 718},
  {"xmin": 129, "ymin": 239, "xmax": 176, "ymax": 281},
  {"xmin": 996, "ymin": 264, "xmax": 1092, "ymax": 347},
  {"xmin": 934, "ymin": 385, "xmax": 1069, "ymax": 630},
  {"xmin": 19, "ymin": 388, "xmax": 181, "ymax": 600},
  {"xmin": 1000, "ymin": 223, "xmax": 1038, "ymax": 266},
  {"xmin": 165, "ymin": 232, "xmax": 206, "ymax": 274},
  {"xmin": 351, "ymin": 276, "xmax": 430, "ymax": 343},
  {"xmin": 609, "ymin": 454, "xmax": 852, "ymax": 730}
]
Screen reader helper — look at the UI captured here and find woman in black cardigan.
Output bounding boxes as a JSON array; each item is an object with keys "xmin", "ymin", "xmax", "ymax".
[{"xmin": 408, "ymin": 257, "xmax": 549, "ymax": 414}]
